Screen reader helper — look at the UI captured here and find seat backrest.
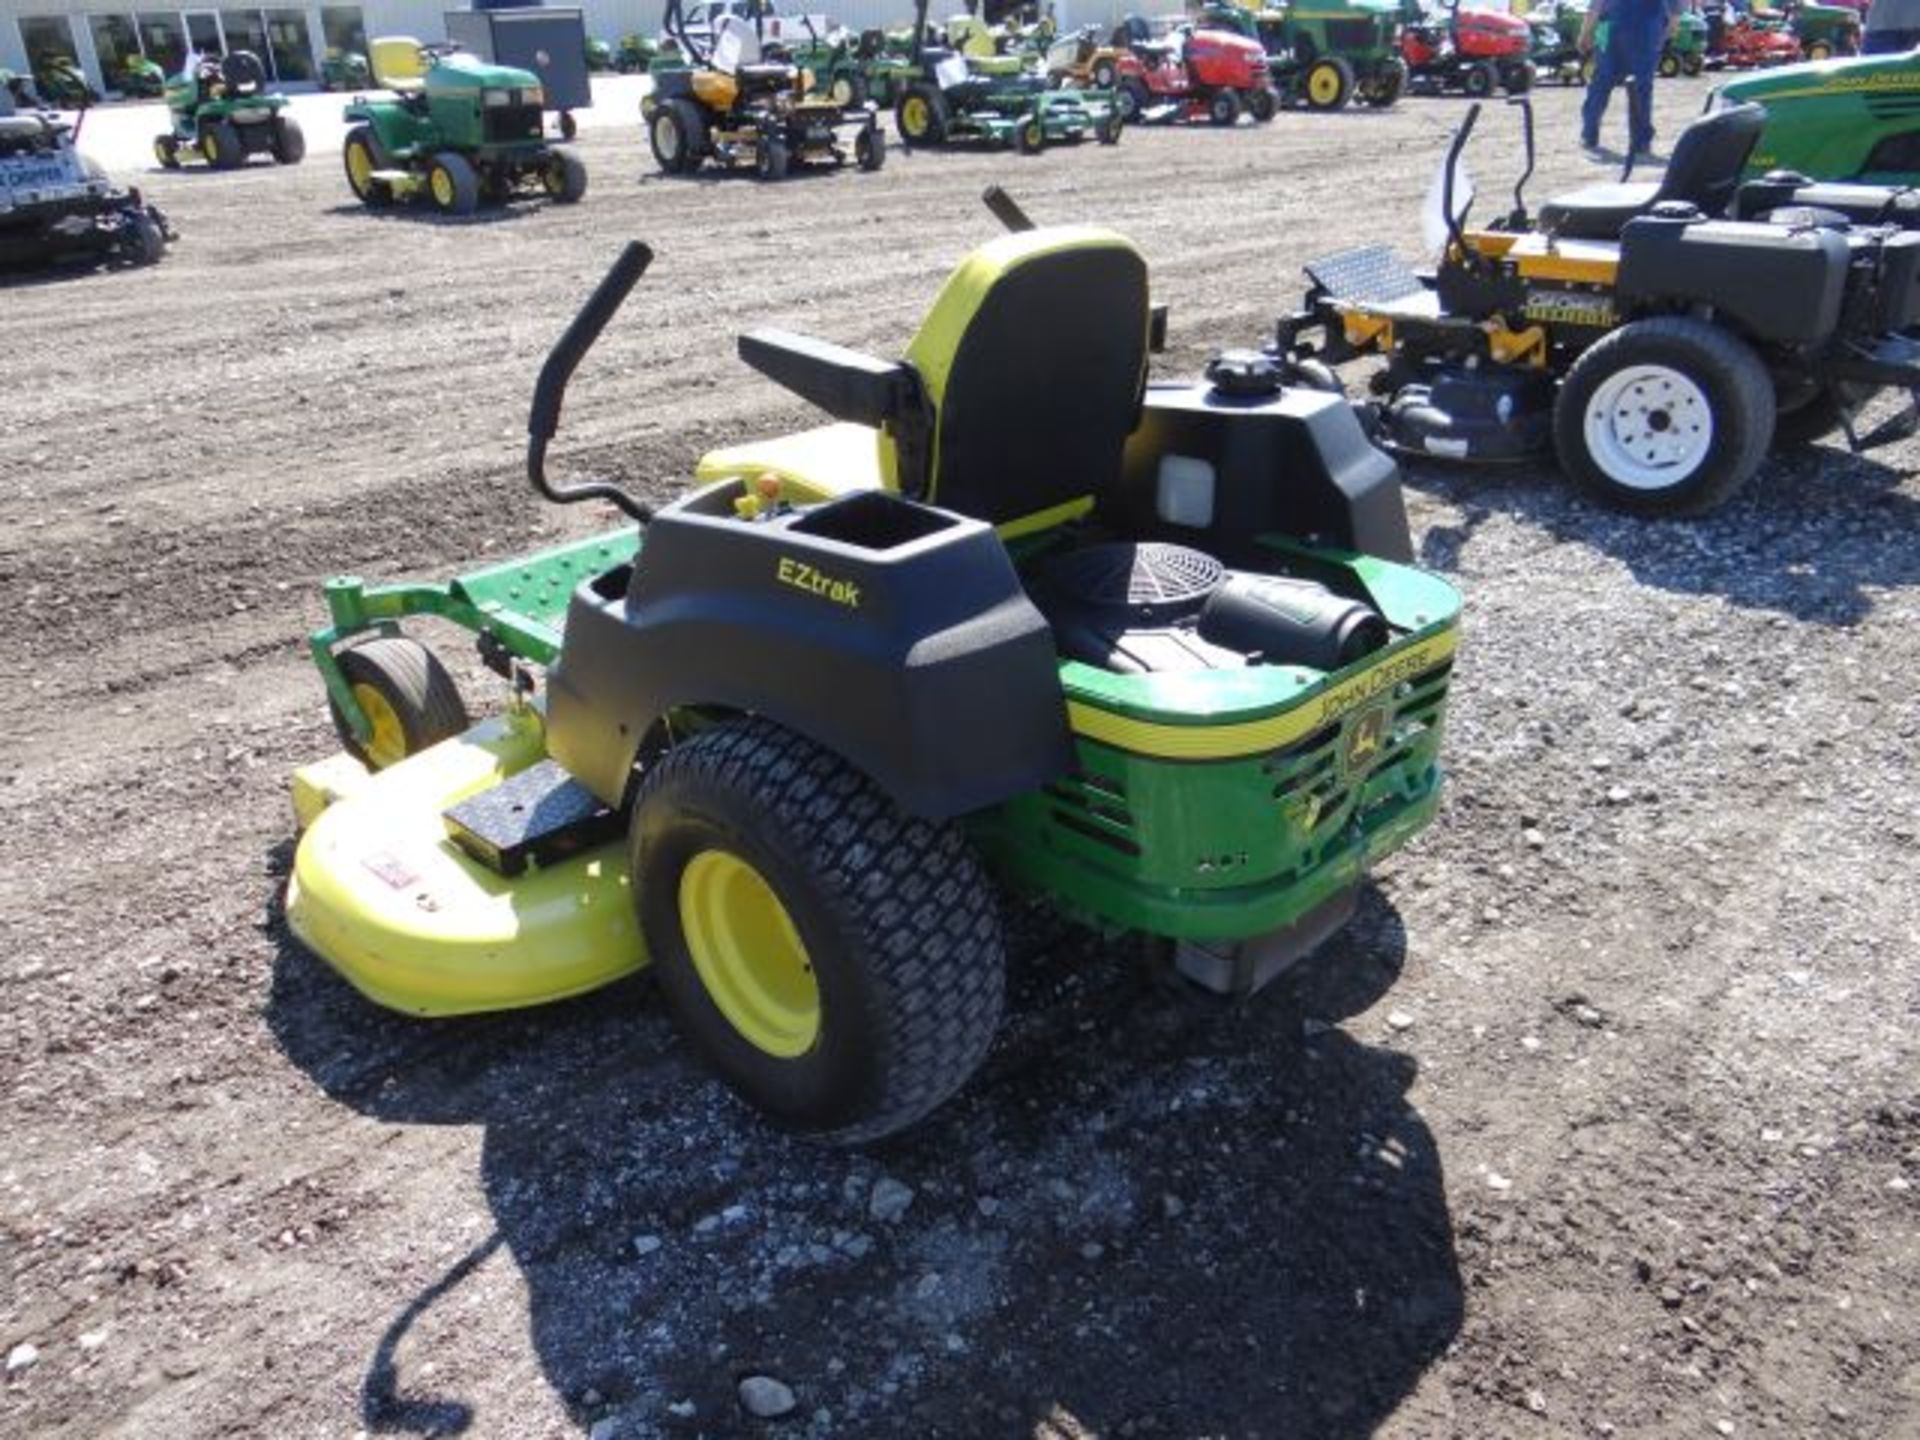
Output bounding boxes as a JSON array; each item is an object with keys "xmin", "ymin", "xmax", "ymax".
[
  {"xmin": 899, "ymin": 226, "xmax": 1151, "ymax": 534},
  {"xmin": 370, "ymin": 36, "xmax": 427, "ymax": 90},
  {"xmin": 1654, "ymin": 102, "xmax": 1767, "ymax": 215}
]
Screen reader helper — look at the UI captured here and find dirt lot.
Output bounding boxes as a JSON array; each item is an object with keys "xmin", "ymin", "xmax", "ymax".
[{"xmin": 4, "ymin": 82, "xmax": 1918, "ymax": 1440}]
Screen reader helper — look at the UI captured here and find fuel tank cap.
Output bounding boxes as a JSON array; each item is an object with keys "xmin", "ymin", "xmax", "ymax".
[{"xmin": 1205, "ymin": 349, "xmax": 1284, "ymax": 399}]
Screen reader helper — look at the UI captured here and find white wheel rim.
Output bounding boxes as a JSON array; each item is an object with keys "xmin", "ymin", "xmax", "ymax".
[
  {"xmin": 1583, "ymin": 363, "xmax": 1714, "ymax": 491},
  {"xmin": 655, "ymin": 114, "xmax": 680, "ymax": 160}
]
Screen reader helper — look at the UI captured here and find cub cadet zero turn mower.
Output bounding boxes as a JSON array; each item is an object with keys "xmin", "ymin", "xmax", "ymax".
[
  {"xmin": 646, "ymin": 4, "xmax": 884, "ymax": 177},
  {"xmin": 155, "ymin": 50, "xmax": 304, "ymax": 170},
  {"xmin": 1278, "ymin": 99, "xmax": 1920, "ymax": 514},
  {"xmin": 1, "ymin": 90, "xmax": 170, "ymax": 270},
  {"xmin": 341, "ymin": 38, "xmax": 586, "ymax": 215},
  {"xmin": 288, "ymin": 225, "xmax": 1460, "ymax": 1142}
]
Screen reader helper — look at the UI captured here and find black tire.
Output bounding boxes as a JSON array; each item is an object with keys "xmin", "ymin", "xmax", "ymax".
[
  {"xmin": 1658, "ymin": 49, "xmax": 1680, "ymax": 77},
  {"xmin": 1118, "ymin": 74, "xmax": 1150, "ymax": 121},
  {"xmin": 206, "ymin": 120, "xmax": 246, "ymax": 169},
  {"xmin": 1681, "ymin": 50, "xmax": 1704, "ymax": 75},
  {"xmin": 649, "ymin": 99, "xmax": 706, "ymax": 175},
  {"xmin": 342, "ymin": 126, "xmax": 391, "ymax": 206},
  {"xmin": 1093, "ymin": 58, "xmax": 1117, "ymax": 87},
  {"xmin": 122, "ymin": 211, "xmax": 166, "ymax": 266},
  {"xmin": 1773, "ymin": 380, "xmax": 1876, "ymax": 448},
  {"xmin": 1502, "ymin": 59, "xmax": 1534, "ymax": 93},
  {"xmin": 1303, "ymin": 56, "xmax": 1352, "ymax": 110},
  {"xmin": 327, "ymin": 637, "xmax": 470, "ymax": 770},
  {"xmin": 559, "ymin": 110, "xmax": 579, "ymax": 141},
  {"xmin": 153, "ymin": 135, "xmax": 180, "ymax": 169},
  {"xmin": 895, "ymin": 82, "xmax": 948, "ymax": 145},
  {"xmin": 855, "ymin": 121, "xmax": 886, "ymax": 170},
  {"xmin": 1014, "ymin": 112, "xmax": 1044, "ymax": 153},
  {"xmin": 755, "ymin": 134, "xmax": 790, "ymax": 180},
  {"xmin": 271, "ymin": 115, "xmax": 305, "ymax": 165},
  {"xmin": 1208, "ymin": 86, "xmax": 1242, "ymax": 125},
  {"xmin": 829, "ymin": 70, "xmax": 868, "ymax": 107},
  {"xmin": 1097, "ymin": 107, "xmax": 1123, "ymax": 143},
  {"xmin": 427, "ymin": 152, "xmax": 480, "ymax": 214},
  {"xmin": 1464, "ymin": 59, "xmax": 1497, "ymax": 97},
  {"xmin": 1554, "ymin": 316, "xmax": 1776, "ymax": 516},
  {"xmin": 1363, "ymin": 56, "xmax": 1407, "ymax": 105},
  {"xmin": 632, "ymin": 720, "xmax": 1005, "ymax": 1143},
  {"xmin": 1246, "ymin": 83, "xmax": 1279, "ymax": 120},
  {"xmin": 541, "ymin": 146, "xmax": 588, "ymax": 202}
]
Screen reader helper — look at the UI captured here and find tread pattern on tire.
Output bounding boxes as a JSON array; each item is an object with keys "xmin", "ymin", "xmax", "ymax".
[
  {"xmin": 332, "ymin": 636, "xmax": 470, "ymax": 765},
  {"xmin": 1556, "ymin": 315, "xmax": 1776, "ymax": 517},
  {"xmin": 638, "ymin": 719, "xmax": 1005, "ymax": 1144}
]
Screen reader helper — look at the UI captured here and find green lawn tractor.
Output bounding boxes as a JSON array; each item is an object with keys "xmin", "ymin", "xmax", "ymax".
[
  {"xmin": 320, "ymin": 47, "xmax": 373, "ymax": 91},
  {"xmin": 29, "ymin": 55, "xmax": 98, "ymax": 108},
  {"xmin": 155, "ymin": 51, "xmax": 303, "ymax": 169},
  {"xmin": 287, "ymin": 219, "xmax": 1460, "ymax": 1142},
  {"xmin": 341, "ymin": 38, "xmax": 585, "ymax": 215},
  {"xmin": 645, "ymin": 6, "xmax": 884, "ymax": 178},
  {"xmin": 1660, "ymin": 10, "xmax": 1709, "ymax": 75},
  {"xmin": 1278, "ymin": 99, "xmax": 1920, "ymax": 514},
  {"xmin": 1, "ymin": 91, "xmax": 171, "ymax": 270},
  {"xmin": 586, "ymin": 37, "xmax": 614, "ymax": 71},
  {"xmin": 1529, "ymin": 1, "xmax": 1586, "ymax": 85},
  {"xmin": 118, "ymin": 56, "xmax": 166, "ymax": 99},
  {"xmin": 1714, "ymin": 46, "xmax": 1920, "ymax": 182},
  {"xmin": 1205, "ymin": 0, "xmax": 1408, "ymax": 111},
  {"xmin": 894, "ymin": 0, "xmax": 1120, "ymax": 149},
  {"xmin": 1757, "ymin": 0, "xmax": 1860, "ymax": 60}
]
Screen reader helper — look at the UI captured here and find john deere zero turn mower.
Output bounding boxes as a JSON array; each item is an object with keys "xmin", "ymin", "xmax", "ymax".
[
  {"xmin": 1277, "ymin": 99, "xmax": 1920, "ymax": 514},
  {"xmin": 1714, "ymin": 47, "xmax": 1920, "ymax": 183},
  {"xmin": 341, "ymin": 38, "xmax": 585, "ymax": 214},
  {"xmin": 155, "ymin": 51, "xmax": 304, "ymax": 170},
  {"xmin": 646, "ymin": 3, "xmax": 884, "ymax": 177},
  {"xmin": 893, "ymin": 0, "xmax": 1119, "ymax": 149},
  {"xmin": 288, "ymin": 223, "xmax": 1460, "ymax": 1142},
  {"xmin": 1, "ymin": 91, "xmax": 170, "ymax": 270}
]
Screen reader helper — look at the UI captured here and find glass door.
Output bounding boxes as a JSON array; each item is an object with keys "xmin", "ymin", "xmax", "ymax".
[
  {"xmin": 184, "ymin": 9, "xmax": 225, "ymax": 57},
  {"xmin": 137, "ymin": 11, "xmax": 187, "ymax": 76}
]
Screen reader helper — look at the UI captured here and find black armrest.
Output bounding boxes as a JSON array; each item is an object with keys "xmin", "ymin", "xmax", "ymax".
[{"xmin": 738, "ymin": 328, "xmax": 924, "ymax": 429}]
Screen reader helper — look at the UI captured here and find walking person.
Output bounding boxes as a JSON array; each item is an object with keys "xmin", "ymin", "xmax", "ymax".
[
  {"xmin": 1579, "ymin": 0, "xmax": 1684, "ymax": 159},
  {"xmin": 1863, "ymin": 0, "xmax": 1920, "ymax": 53}
]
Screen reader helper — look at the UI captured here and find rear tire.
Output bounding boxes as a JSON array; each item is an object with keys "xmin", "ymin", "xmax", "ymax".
[
  {"xmin": 632, "ymin": 719, "xmax": 1005, "ymax": 1144},
  {"xmin": 1363, "ymin": 56, "xmax": 1407, "ymax": 105},
  {"xmin": 1303, "ymin": 56, "xmax": 1352, "ymax": 110},
  {"xmin": 1658, "ymin": 50, "xmax": 1680, "ymax": 77},
  {"xmin": 1246, "ymin": 83, "xmax": 1279, "ymax": 120},
  {"xmin": 1464, "ymin": 59, "xmax": 1497, "ymax": 96},
  {"xmin": 1118, "ymin": 74, "xmax": 1150, "ymax": 121},
  {"xmin": 541, "ymin": 146, "xmax": 588, "ymax": 202},
  {"xmin": 855, "ymin": 121, "xmax": 886, "ymax": 170},
  {"xmin": 327, "ymin": 637, "xmax": 470, "ymax": 771},
  {"xmin": 1208, "ymin": 86, "xmax": 1242, "ymax": 125},
  {"xmin": 271, "ymin": 115, "xmax": 305, "ymax": 165},
  {"xmin": 649, "ymin": 99, "xmax": 707, "ymax": 175},
  {"xmin": 342, "ymin": 126, "xmax": 391, "ymax": 206},
  {"xmin": 895, "ymin": 83, "xmax": 948, "ymax": 145},
  {"xmin": 1554, "ymin": 317, "xmax": 1775, "ymax": 516}
]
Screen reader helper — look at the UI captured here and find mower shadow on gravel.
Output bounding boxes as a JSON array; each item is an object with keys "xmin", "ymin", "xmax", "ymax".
[
  {"xmin": 1403, "ymin": 449, "xmax": 1920, "ymax": 625},
  {"xmin": 319, "ymin": 202, "xmax": 540, "ymax": 228},
  {"xmin": 264, "ymin": 865, "xmax": 1462, "ymax": 1437}
]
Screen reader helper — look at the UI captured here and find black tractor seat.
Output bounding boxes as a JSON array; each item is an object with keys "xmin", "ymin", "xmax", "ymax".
[{"xmin": 1539, "ymin": 102, "xmax": 1766, "ymax": 241}]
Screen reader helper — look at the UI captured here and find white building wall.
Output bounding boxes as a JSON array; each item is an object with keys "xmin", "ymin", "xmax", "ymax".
[{"xmin": 3, "ymin": 0, "xmax": 1140, "ymax": 91}]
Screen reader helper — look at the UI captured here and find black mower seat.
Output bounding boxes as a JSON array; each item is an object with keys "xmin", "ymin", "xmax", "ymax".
[
  {"xmin": 1540, "ymin": 102, "xmax": 1767, "ymax": 241},
  {"xmin": 736, "ymin": 63, "xmax": 794, "ymax": 91}
]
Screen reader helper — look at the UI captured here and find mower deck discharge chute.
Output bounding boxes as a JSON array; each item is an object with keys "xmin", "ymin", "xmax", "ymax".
[
  {"xmin": 155, "ymin": 50, "xmax": 304, "ymax": 170},
  {"xmin": 645, "ymin": 3, "xmax": 885, "ymax": 176},
  {"xmin": 1280, "ymin": 98, "xmax": 1920, "ymax": 515},
  {"xmin": 290, "ymin": 224, "xmax": 1459, "ymax": 1141},
  {"xmin": 340, "ymin": 37, "xmax": 586, "ymax": 214}
]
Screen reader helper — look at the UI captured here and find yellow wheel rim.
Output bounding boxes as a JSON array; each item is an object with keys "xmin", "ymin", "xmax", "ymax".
[
  {"xmin": 430, "ymin": 166, "xmax": 455, "ymax": 207},
  {"xmin": 1808, "ymin": 41, "xmax": 1829, "ymax": 57},
  {"xmin": 350, "ymin": 682, "xmax": 409, "ymax": 770},
  {"xmin": 679, "ymin": 850, "xmax": 820, "ymax": 1058},
  {"xmin": 200, "ymin": 133, "xmax": 219, "ymax": 162},
  {"xmin": 831, "ymin": 76, "xmax": 853, "ymax": 104},
  {"xmin": 902, "ymin": 95, "xmax": 929, "ymax": 135},
  {"xmin": 1310, "ymin": 66, "xmax": 1340, "ymax": 103},
  {"xmin": 154, "ymin": 139, "xmax": 170, "ymax": 166},
  {"xmin": 346, "ymin": 141, "xmax": 374, "ymax": 195}
]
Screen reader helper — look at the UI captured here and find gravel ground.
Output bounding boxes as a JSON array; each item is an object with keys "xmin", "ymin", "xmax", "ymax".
[{"xmin": 4, "ymin": 81, "xmax": 1918, "ymax": 1440}]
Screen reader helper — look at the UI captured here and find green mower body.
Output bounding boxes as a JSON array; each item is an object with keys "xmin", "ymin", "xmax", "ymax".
[
  {"xmin": 156, "ymin": 51, "xmax": 301, "ymax": 168},
  {"xmin": 119, "ymin": 57, "xmax": 166, "ymax": 98},
  {"xmin": 1209, "ymin": 0, "xmax": 1408, "ymax": 110},
  {"xmin": 1716, "ymin": 48, "xmax": 1920, "ymax": 181},
  {"xmin": 340, "ymin": 44, "xmax": 585, "ymax": 213},
  {"xmin": 320, "ymin": 48, "xmax": 372, "ymax": 90},
  {"xmin": 292, "ymin": 229, "xmax": 1458, "ymax": 1142}
]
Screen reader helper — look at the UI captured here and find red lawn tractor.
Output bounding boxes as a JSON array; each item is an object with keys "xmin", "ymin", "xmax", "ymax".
[
  {"xmin": 1401, "ymin": 0, "xmax": 1534, "ymax": 96},
  {"xmin": 1712, "ymin": 15, "xmax": 1802, "ymax": 67},
  {"xmin": 1108, "ymin": 13, "xmax": 1279, "ymax": 124}
]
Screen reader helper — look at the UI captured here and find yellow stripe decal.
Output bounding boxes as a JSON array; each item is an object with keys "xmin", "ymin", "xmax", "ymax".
[{"xmin": 1067, "ymin": 627, "xmax": 1459, "ymax": 761}]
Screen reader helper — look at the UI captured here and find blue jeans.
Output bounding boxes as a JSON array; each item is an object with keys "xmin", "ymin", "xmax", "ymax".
[
  {"xmin": 1581, "ymin": 32, "xmax": 1659, "ymax": 153},
  {"xmin": 1864, "ymin": 28, "xmax": 1920, "ymax": 53}
]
